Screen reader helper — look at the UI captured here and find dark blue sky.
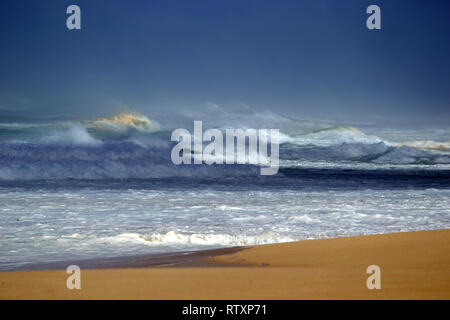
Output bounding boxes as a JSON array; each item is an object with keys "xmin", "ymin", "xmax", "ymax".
[{"xmin": 0, "ymin": 0, "xmax": 449, "ymax": 124}]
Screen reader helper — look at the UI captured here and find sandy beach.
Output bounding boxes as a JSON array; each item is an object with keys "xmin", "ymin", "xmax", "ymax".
[{"xmin": 1, "ymin": 229, "xmax": 449, "ymax": 300}]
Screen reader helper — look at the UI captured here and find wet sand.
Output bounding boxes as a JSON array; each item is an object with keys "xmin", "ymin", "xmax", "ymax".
[{"xmin": 1, "ymin": 229, "xmax": 449, "ymax": 299}]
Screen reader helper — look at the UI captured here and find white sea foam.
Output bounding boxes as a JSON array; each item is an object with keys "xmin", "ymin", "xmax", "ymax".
[
  {"xmin": 1, "ymin": 186, "xmax": 448, "ymax": 270},
  {"xmin": 284, "ymin": 126, "xmax": 386, "ymax": 147},
  {"xmin": 100, "ymin": 231, "xmax": 296, "ymax": 247},
  {"xmin": 1, "ymin": 122, "xmax": 448, "ymax": 181}
]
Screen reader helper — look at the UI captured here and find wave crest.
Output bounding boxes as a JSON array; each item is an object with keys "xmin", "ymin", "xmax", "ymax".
[
  {"xmin": 395, "ymin": 140, "xmax": 450, "ymax": 151},
  {"xmin": 283, "ymin": 126, "xmax": 385, "ymax": 147},
  {"xmin": 93, "ymin": 112, "xmax": 162, "ymax": 132},
  {"xmin": 99, "ymin": 231, "xmax": 297, "ymax": 247}
]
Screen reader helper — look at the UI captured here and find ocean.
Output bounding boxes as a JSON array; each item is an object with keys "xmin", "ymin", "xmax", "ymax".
[{"xmin": 0, "ymin": 112, "xmax": 449, "ymax": 271}]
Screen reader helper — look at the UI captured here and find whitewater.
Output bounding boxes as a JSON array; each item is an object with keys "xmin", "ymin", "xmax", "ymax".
[{"xmin": 0, "ymin": 112, "xmax": 449, "ymax": 270}]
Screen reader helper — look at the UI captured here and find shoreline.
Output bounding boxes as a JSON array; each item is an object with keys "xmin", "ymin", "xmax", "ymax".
[
  {"xmin": 1, "ymin": 246, "xmax": 246, "ymax": 272},
  {"xmin": 1, "ymin": 229, "xmax": 449, "ymax": 299}
]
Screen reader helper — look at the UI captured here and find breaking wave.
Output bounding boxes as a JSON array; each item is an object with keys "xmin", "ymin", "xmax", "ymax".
[
  {"xmin": 280, "ymin": 142, "xmax": 450, "ymax": 164},
  {"xmin": 91, "ymin": 112, "xmax": 162, "ymax": 132},
  {"xmin": 394, "ymin": 140, "xmax": 450, "ymax": 151},
  {"xmin": 281, "ymin": 126, "xmax": 385, "ymax": 147},
  {"xmin": 99, "ymin": 231, "xmax": 297, "ymax": 247},
  {"xmin": 1, "ymin": 112, "xmax": 449, "ymax": 180}
]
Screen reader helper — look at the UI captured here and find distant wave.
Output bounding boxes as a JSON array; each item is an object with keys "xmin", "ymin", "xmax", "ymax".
[
  {"xmin": 1, "ymin": 112, "xmax": 449, "ymax": 180},
  {"xmin": 0, "ymin": 123, "xmax": 47, "ymax": 129},
  {"xmin": 372, "ymin": 145, "xmax": 450, "ymax": 165},
  {"xmin": 394, "ymin": 140, "xmax": 450, "ymax": 152},
  {"xmin": 281, "ymin": 142, "xmax": 450, "ymax": 165},
  {"xmin": 1, "ymin": 140, "xmax": 448, "ymax": 180},
  {"xmin": 281, "ymin": 126, "xmax": 385, "ymax": 147},
  {"xmin": 90, "ymin": 112, "xmax": 162, "ymax": 133}
]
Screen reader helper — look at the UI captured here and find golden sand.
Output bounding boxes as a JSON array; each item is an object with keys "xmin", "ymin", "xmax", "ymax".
[{"xmin": 1, "ymin": 229, "xmax": 449, "ymax": 299}]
